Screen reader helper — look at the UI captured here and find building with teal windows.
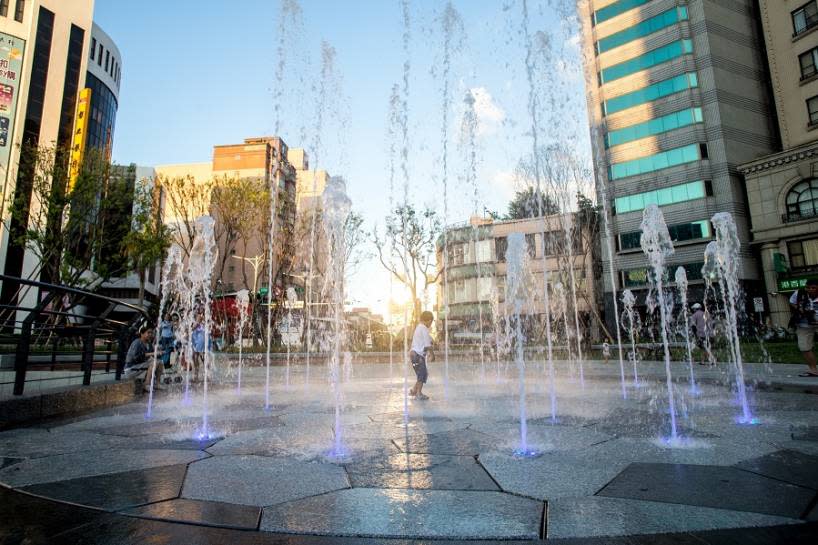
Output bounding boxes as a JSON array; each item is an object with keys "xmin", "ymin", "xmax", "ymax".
[{"xmin": 579, "ymin": 0, "xmax": 779, "ymax": 327}]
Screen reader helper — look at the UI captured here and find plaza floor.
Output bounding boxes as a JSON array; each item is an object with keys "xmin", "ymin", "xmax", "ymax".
[{"xmin": 1, "ymin": 359, "xmax": 818, "ymax": 543}]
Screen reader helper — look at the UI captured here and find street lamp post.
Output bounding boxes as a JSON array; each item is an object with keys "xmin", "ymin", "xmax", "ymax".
[{"xmin": 232, "ymin": 254, "xmax": 265, "ymax": 294}]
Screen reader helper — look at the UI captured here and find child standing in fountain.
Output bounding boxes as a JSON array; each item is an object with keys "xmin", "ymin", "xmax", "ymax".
[{"xmin": 409, "ymin": 311, "xmax": 435, "ymax": 400}]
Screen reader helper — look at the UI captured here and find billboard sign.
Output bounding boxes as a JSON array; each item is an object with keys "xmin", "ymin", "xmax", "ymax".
[
  {"xmin": 68, "ymin": 88, "xmax": 92, "ymax": 192},
  {"xmin": 0, "ymin": 32, "xmax": 25, "ymax": 196}
]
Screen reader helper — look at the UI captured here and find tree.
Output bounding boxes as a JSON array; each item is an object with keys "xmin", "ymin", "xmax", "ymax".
[
  {"xmin": 372, "ymin": 204, "xmax": 442, "ymax": 323},
  {"xmin": 122, "ymin": 177, "xmax": 172, "ymax": 307},
  {"xmin": 2, "ymin": 144, "xmax": 132, "ymax": 289},
  {"xmin": 155, "ymin": 173, "xmax": 214, "ymax": 259},
  {"xmin": 506, "ymin": 186, "xmax": 561, "ymax": 219}
]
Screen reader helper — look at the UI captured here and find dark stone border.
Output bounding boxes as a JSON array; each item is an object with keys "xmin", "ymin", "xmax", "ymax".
[{"xmin": 2, "ymin": 484, "xmax": 817, "ymax": 544}]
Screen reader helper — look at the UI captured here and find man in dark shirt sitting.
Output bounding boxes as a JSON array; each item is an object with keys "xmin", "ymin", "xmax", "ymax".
[{"xmin": 124, "ymin": 326, "xmax": 164, "ymax": 392}]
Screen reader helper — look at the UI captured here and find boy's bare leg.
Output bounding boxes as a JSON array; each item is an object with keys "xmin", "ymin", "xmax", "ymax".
[{"xmin": 415, "ymin": 381, "xmax": 423, "ymax": 396}]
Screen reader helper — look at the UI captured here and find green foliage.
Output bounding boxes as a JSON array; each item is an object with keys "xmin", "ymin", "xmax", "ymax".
[
  {"xmin": 3, "ymin": 144, "xmax": 133, "ymax": 287},
  {"xmin": 506, "ymin": 186, "xmax": 561, "ymax": 219}
]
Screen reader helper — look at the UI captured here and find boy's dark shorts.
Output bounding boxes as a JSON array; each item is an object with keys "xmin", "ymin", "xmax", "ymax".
[{"xmin": 410, "ymin": 351, "xmax": 428, "ymax": 383}]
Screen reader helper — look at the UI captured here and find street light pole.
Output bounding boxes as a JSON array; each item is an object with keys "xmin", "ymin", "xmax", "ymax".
[{"xmin": 232, "ymin": 254, "xmax": 265, "ymax": 294}]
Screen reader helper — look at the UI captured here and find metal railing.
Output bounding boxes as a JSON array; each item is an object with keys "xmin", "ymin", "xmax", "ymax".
[{"xmin": 0, "ymin": 275, "xmax": 149, "ymax": 396}]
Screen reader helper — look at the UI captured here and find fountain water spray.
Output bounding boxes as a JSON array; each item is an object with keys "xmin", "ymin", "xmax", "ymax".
[
  {"xmin": 709, "ymin": 213, "xmax": 754, "ymax": 424},
  {"xmin": 284, "ymin": 286, "xmax": 298, "ymax": 388},
  {"xmin": 461, "ymin": 89, "xmax": 489, "ymax": 381},
  {"xmin": 188, "ymin": 216, "xmax": 218, "ymax": 439},
  {"xmin": 520, "ymin": 0, "xmax": 556, "ymax": 413},
  {"xmin": 621, "ymin": 289, "xmax": 640, "ymax": 388},
  {"xmin": 435, "ymin": 2, "xmax": 463, "ymax": 399},
  {"xmin": 675, "ymin": 267, "xmax": 698, "ymax": 394},
  {"xmin": 639, "ymin": 205, "xmax": 678, "ymax": 440},
  {"xmin": 146, "ymin": 245, "xmax": 183, "ymax": 418},
  {"xmin": 506, "ymin": 233, "xmax": 537, "ymax": 457},
  {"xmin": 322, "ymin": 176, "xmax": 352, "ymax": 459},
  {"xmin": 399, "ymin": 0, "xmax": 412, "ymax": 427},
  {"xmin": 235, "ymin": 288, "xmax": 250, "ymax": 394}
]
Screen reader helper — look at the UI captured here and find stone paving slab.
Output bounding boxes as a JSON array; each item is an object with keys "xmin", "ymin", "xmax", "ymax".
[
  {"xmin": 734, "ymin": 449, "xmax": 818, "ymax": 489},
  {"xmin": 0, "ymin": 449, "xmax": 207, "ymax": 487},
  {"xmin": 597, "ymin": 463, "xmax": 816, "ymax": 518},
  {"xmin": 589, "ymin": 436, "xmax": 781, "ymax": 467},
  {"xmin": 342, "ymin": 419, "xmax": 467, "ymax": 441},
  {"xmin": 124, "ymin": 498, "xmax": 261, "ymax": 530},
  {"xmin": 204, "ymin": 427, "xmax": 334, "ymax": 458},
  {"xmin": 393, "ymin": 429, "xmax": 500, "ymax": 455},
  {"xmin": 777, "ymin": 440, "xmax": 818, "ymax": 456},
  {"xmin": 546, "ymin": 496, "xmax": 803, "ymax": 539},
  {"xmin": 346, "ymin": 453, "xmax": 499, "ymax": 490},
  {"xmin": 468, "ymin": 422, "xmax": 614, "ymax": 452},
  {"xmin": 21, "ymin": 464, "xmax": 187, "ymax": 511},
  {"xmin": 0, "ymin": 429, "xmax": 131, "ymax": 458},
  {"xmin": 792, "ymin": 425, "xmax": 818, "ymax": 441},
  {"xmin": 181, "ymin": 455, "xmax": 349, "ymax": 507},
  {"xmin": 479, "ymin": 449, "xmax": 627, "ymax": 500},
  {"xmin": 259, "ymin": 488, "xmax": 543, "ymax": 539},
  {"xmin": 0, "ymin": 457, "xmax": 22, "ymax": 470}
]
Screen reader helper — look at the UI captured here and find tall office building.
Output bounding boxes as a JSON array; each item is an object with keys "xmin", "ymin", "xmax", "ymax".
[
  {"xmin": 0, "ymin": 1, "xmax": 97, "ymax": 308},
  {"xmin": 156, "ymin": 136, "xmax": 298, "ymax": 295},
  {"xmin": 578, "ymin": 0, "xmax": 778, "ymax": 323},
  {"xmin": 85, "ymin": 22, "xmax": 121, "ymax": 156},
  {"xmin": 739, "ymin": 1, "xmax": 818, "ymax": 326}
]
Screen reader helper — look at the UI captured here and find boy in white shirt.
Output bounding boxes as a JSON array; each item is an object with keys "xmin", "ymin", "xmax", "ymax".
[{"xmin": 409, "ymin": 311, "xmax": 435, "ymax": 400}]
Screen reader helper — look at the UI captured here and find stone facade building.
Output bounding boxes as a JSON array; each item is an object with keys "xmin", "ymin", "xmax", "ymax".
[{"xmin": 739, "ymin": 1, "xmax": 818, "ymax": 327}]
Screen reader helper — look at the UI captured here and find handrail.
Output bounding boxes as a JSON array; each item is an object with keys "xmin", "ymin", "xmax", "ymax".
[
  {"xmin": 0, "ymin": 274, "xmax": 149, "ymax": 315},
  {"xmin": 0, "ymin": 275, "xmax": 149, "ymax": 395}
]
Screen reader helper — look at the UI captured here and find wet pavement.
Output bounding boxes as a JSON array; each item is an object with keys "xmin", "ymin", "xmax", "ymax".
[{"xmin": 1, "ymin": 360, "xmax": 818, "ymax": 542}]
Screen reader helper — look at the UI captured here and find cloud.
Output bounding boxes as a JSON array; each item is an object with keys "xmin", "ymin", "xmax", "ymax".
[
  {"xmin": 490, "ymin": 169, "xmax": 519, "ymax": 201},
  {"xmin": 469, "ymin": 87, "xmax": 505, "ymax": 136}
]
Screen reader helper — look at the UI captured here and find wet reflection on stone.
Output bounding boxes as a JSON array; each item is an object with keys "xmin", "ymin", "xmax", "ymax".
[
  {"xmin": 393, "ymin": 429, "xmax": 498, "ymax": 455},
  {"xmin": 346, "ymin": 453, "xmax": 498, "ymax": 490},
  {"xmin": 124, "ymin": 498, "xmax": 260, "ymax": 529}
]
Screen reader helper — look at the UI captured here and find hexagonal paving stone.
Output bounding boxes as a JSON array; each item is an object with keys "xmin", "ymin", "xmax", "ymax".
[
  {"xmin": 393, "ymin": 429, "xmax": 499, "ymax": 455},
  {"xmin": 479, "ymin": 449, "xmax": 627, "ymax": 500},
  {"xmin": 259, "ymin": 488, "xmax": 543, "ymax": 539},
  {"xmin": 547, "ymin": 496, "xmax": 802, "ymax": 539},
  {"xmin": 597, "ymin": 463, "xmax": 816, "ymax": 518},
  {"xmin": 0, "ymin": 429, "xmax": 131, "ymax": 458},
  {"xmin": 181, "ymin": 455, "xmax": 349, "ymax": 506},
  {"xmin": 346, "ymin": 452, "xmax": 498, "ymax": 490},
  {"xmin": 21, "ymin": 464, "xmax": 187, "ymax": 511},
  {"xmin": 0, "ymin": 449, "xmax": 207, "ymax": 487}
]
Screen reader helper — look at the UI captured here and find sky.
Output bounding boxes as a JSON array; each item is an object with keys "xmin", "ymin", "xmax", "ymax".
[{"xmin": 93, "ymin": 0, "xmax": 591, "ymax": 321}]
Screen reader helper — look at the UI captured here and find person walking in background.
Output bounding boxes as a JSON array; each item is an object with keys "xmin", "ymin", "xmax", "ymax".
[
  {"xmin": 602, "ymin": 340, "xmax": 611, "ymax": 364},
  {"xmin": 790, "ymin": 279, "xmax": 818, "ymax": 377},
  {"xmin": 690, "ymin": 303, "xmax": 713, "ymax": 365},
  {"xmin": 408, "ymin": 311, "xmax": 435, "ymax": 400}
]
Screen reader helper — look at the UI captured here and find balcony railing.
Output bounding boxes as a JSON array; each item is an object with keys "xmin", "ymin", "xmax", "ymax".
[{"xmin": 782, "ymin": 209, "xmax": 818, "ymax": 223}]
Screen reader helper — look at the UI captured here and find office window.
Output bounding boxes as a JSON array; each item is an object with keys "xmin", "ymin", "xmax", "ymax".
[
  {"xmin": 105, "ymin": 50, "xmax": 109, "ymax": 72},
  {"xmin": 609, "ymin": 143, "xmax": 701, "ymax": 180},
  {"xmin": 13, "ymin": 0, "xmax": 23, "ymax": 22},
  {"xmin": 603, "ymin": 72, "xmax": 698, "ymax": 115},
  {"xmin": 808, "ymin": 95, "xmax": 818, "ymax": 125},
  {"xmin": 793, "ymin": 1, "xmax": 818, "ymax": 36},
  {"xmin": 606, "ymin": 107, "xmax": 703, "ymax": 147},
  {"xmin": 786, "ymin": 179, "xmax": 818, "ymax": 220},
  {"xmin": 622, "ymin": 262, "xmax": 704, "ymax": 287},
  {"xmin": 594, "ymin": 0, "xmax": 650, "ymax": 25},
  {"xmin": 619, "ymin": 220, "xmax": 710, "ymax": 250},
  {"xmin": 597, "ymin": 7, "xmax": 689, "ymax": 54},
  {"xmin": 495, "ymin": 237, "xmax": 508, "ymax": 262},
  {"xmin": 800, "ymin": 47, "xmax": 818, "ymax": 80},
  {"xmin": 615, "ymin": 180, "xmax": 711, "ymax": 214},
  {"xmin": 90, "ymin": 37, "xmax": 96, "ymax": 60},
  {"xmin": 788, "ymin": 239, "xmax": 818, "ymax": 270},
  {"xmin": 600, "ymin": 40, "xmax": 693, "ymax": 84},
  {"xmin": 0, "ymin": 0, "xmax": 9, "ymax": 17},
  {"xmin": 97, "ymin": 44, "xmax": 102, "ymax": 65}
]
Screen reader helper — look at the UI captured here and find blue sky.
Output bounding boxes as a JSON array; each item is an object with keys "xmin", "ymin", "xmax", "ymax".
[{"xmin": 93, "ymin": 0, "xmax": 590, "ymax": 316}]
